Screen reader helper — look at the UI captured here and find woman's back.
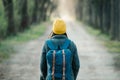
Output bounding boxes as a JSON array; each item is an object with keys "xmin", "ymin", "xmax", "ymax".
[{"xmin": 40, "ymin": 19, "xmax": 80, "ymax": 80}]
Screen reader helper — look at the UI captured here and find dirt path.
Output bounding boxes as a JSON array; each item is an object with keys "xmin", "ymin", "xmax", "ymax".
[
  {"xmin": 0, "ymin": 21, "xmax": 120, "ymax": 80},
  {"xmin": 67, "ymin": 21, "xmax": 120, "ymax": 80}
]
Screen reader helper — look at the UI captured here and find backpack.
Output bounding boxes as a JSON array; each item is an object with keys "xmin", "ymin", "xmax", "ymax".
[{"xmin": 46, "ymin": 39, "xmax": 73, "ymax": 80}]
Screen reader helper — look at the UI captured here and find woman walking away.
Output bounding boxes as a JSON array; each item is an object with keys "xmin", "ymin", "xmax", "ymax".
[{"xmin": 40, "ymin": 19, "xmax": 80, "ymax": 80}]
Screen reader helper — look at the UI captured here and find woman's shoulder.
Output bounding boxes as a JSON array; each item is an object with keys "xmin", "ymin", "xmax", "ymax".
[{"xmin": 68, "ymin": 39, "xmax": 77, "ymax": 48}]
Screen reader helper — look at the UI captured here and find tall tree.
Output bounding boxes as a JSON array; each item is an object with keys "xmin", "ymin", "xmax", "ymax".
[
  {"xmin": 102, "ymin": 0, "xmax": 111, "ymax": 34},
  {"xmin": 110, "ymin": 0, "xmax": 119, "ymax": 40},
  {"xmin": 2, "ymin": 0, "xmax": 15, "ymax": 35},
  {"xmin": 32, "ymin": 0, "xmax": 39, "ymax": 23},
  {"xmin": 75, "ymin": 0, "xmax": 83, "ymax": 20},
  {"xmin": 119, "ymin": 0, "xmax": 120, "ymax": 40},
  {"xmin": 20, "ymin": 0, "xmax": 29, "ymax": 31}
]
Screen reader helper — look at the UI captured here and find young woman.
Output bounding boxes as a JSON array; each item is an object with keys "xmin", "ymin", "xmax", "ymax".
[{"xmin": 40, "ymin": 19, "xmax": 80, "ymax": 80}]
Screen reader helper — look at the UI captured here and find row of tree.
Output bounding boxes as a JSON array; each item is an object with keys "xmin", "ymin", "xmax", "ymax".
[
  {"xmin": 76, "ymin": 0, "xmax": 120, "ymax": 41},
  {"xmin": 0, "ymin": 0, "xmax": 56, "ymax": 39}
]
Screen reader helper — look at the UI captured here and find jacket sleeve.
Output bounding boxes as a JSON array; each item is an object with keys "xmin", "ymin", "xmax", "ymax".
[
  {"xmin": 40, "ymin": 42, "xmax": 48, "ymax": 80},
  {"xmin": 71, "ymin": 42, "xmax": 80, "ymax": 80}
]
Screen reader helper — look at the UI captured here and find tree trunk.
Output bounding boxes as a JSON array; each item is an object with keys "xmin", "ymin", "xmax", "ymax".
[
  {"xmin": 110, "ymin": 0, "xmax": 119, "ymax": 40},
  {"xmin": 88, "ymin": 0, "xmax": 92, "ymax": 25},
  {"xmin": 98, "ymin": 0, "xmax": 104, "ymax": 33},
  {"xmin": 80, "ymin": 0, "xmax": 83, "ymax": 20},
  {"xmin": 119, "ymin": 0, "xmax": 120, "ymax": 40},
  {"xmin": 20, "ymin": 0, "xmax": 29, "ymax": 31},
  {"xmin": 2, "ymin": 0, "xmax": 15, "ymax": 35},
  {"xmin": 39, "ymin": 0, "xmax": 45, "ymax": 21},
  {"xmin": 102, "ymin": 0, "xmax": 111, "ymax": 34},
  {"xmin": 32, "ymin": 0, "xmax": 39, "ymax": 23},
  {"xmin": 39, "ymin": 0, "xmax": 50, "ymax": 21}
]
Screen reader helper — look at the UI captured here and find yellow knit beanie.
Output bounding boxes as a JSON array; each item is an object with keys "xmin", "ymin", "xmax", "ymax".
[{"xmin": 52, "ymin": 19, "xmax": 66, "ymax": 34}]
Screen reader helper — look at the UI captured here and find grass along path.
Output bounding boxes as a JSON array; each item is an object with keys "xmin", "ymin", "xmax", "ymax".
[
  {"xmin": 0, "ymin": 22, "xmax": 47, "ymax": 63},
  {"xmin": 0, "ymin": 21, "xmax": 120, "ymax": 80},
  {"xmin": 82, "ymin": 23, "xmax": 120, "ymax": 70},
  {"xmin": 84, "ymin": 24, "xmax": 120, "ymax": 53}
]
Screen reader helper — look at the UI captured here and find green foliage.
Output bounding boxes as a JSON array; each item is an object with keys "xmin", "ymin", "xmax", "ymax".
[
  {"xmin": 0, "ymin": 23, "xmax": 46, "ymax": 62},
  {"xmin": 0, "ymin": 0, "xmax": 52, "ymax": 62},
  {"xmin": 13, "ymin": 0, "xmax": 21, "ymax": 31},
  {"xmin": 86, "ymin": 25, "xmax": 110, "ymax": 40},
  {"xmin": 0, "ymin": 0, "xmax": 52, "ymax": 39},
  {"xmin": 6, "ymin": 23, "xmax": 46, "ymax": 44},
  {"xmin": 28, "ymin": 0, "xmax": 34, "ymax": 22},
  {"xmin": 85, "ymin": 25, "xmax": 120, "ymax": 53},
  {"xmin": 0, "ymin": 43, "xmax": 14, "ymax": 62},
  {"xmin": 104, "ymin": 41, "xmax": 120, "ymax": 53},
  {"xmin": 0, "ymin": 0, "xmax": 7, "ymax": 38}
]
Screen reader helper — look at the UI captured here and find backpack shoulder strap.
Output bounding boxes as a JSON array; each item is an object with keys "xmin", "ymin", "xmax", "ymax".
[
  {"xmin": 46, "ymin": 39, "xmax": 57, "ymax": 50},
  {"xmin": 61, "ymin": 39, "xmax": 71, "ymax": 49}
]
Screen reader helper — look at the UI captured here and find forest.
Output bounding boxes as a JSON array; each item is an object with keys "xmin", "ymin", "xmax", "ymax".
[
  {"xmin": 0, "ymin": 0, "xmax": 120, "ymax": 79},
  {"xmin": 0, "ymin": 0, "xmax": 120, "ymax": 41},
  {"xmin": 0, "ymin": 0, "xmax": 56, "ymax": 40},
  {"xmin": 76, "ymin": 0, "xmax": 120, "ymax": 41}
]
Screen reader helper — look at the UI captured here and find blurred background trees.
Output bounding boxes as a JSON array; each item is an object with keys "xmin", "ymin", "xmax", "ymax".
[
  {"xmin": 76, "ymin": 0, "xmax": 120, "ymax": 41},
  {"xmin": 0, "ymin": 0, "xmax": 56, "ymax": 40},
  {"xmin": 0, "ymin": 0, "xmax": 120, "ymax": 41}
]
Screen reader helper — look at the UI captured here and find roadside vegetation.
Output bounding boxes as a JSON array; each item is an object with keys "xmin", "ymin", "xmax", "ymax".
[
  {"xmin": 85, "ymin": 25, "xmax": 120, "ymax": 53},
  {"xmin": 76, "ymin": 0, "xmax": 120, "ymax": 69},
  {"xmin": 85, "ymin": 24, "xmax": 120, "ymax": 69},
  {"xmin": 0, "ymin": 0, "xmax": 56, "ymax": 63},
  {"xmin": 0, "ymin": 23, "xmax": 46, "ymax": 62}
]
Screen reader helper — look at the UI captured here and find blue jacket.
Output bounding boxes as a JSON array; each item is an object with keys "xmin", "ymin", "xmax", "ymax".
[{"xmin": 40, "ymin": 35, "xmax": 80, "ymax": 80}]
